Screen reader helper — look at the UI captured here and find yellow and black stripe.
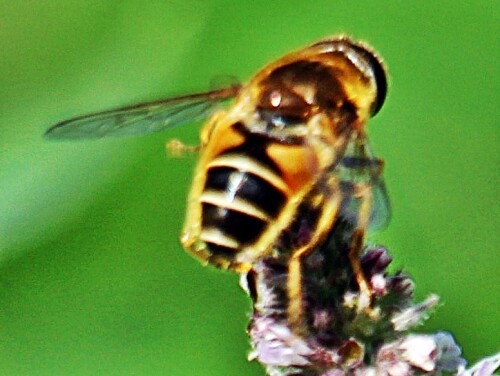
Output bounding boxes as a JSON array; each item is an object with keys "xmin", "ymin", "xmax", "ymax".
[{"xmin": 199, "ymin": 126, "xmax": 289, "ymax": 264}]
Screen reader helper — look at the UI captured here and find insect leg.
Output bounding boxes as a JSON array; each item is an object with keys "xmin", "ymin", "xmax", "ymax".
[
  {"xmin": 166, "ymin": 139, "xmax": 200, "ymax": 157},
  {"xmin": 286, "ymin": 175, "xmax": 342, "ymax": 333},
  {"xmin": 287, "ymin": 256, "xmax": 306, "ymax": 334},
  {"xmin": 165, "ymin": 109, "xmax": 229, "ymax": 157},
  {"xmin": 341, "ymin": 153, "xmax": 385, "ymax": 311},
  {"xmin": 348, "ymin": 183, "xmax": 373, "ymax": 311}
]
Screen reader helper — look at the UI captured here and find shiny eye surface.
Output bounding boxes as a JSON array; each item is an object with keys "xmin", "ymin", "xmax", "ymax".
[
  {"xmin": 258, "ymin": 110, "xmax": 304, "ymax": 128},
  {"xmin": 257, "ymin": 88, "xmax": 309, "ymax": 128}
]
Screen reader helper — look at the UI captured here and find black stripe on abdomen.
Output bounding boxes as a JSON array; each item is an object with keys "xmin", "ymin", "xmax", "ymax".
[
  {"xmin": 227, "ymin": 124, "xmax": 283, "ymax": 175},
  {"xmin": 203, "ymin": 242, "xmax": 237, "ymax": 259},
  {"xmin": 202, "ymin": 203, "xmax": 267, "ymax": 245},
  {"xmin": 204, "ymin": 166, "xmax": 286, "ymax": 218}
]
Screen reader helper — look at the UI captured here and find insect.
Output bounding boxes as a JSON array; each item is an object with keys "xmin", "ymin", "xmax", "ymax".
[{"xmin": 46, "ymin": 36, "xmax": 390, "ymax": 316}]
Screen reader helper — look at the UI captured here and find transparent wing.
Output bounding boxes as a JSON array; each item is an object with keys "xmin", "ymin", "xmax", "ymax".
[
  {"xmin": 337, "ymin": 135, "xmax": 391, "ymax": 233},
  {"xmin": 367, "ymin": 178, "xmax": 391, "ymax": 232},
  {"xmin": 44, "ymin": 85, "xmax": 241, "ymax": 140}
]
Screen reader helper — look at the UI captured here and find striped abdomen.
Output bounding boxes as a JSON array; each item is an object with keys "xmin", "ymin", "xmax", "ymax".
[{"xmin": 199, "ymin": 146, "xmax": 288, "ymax": 264}]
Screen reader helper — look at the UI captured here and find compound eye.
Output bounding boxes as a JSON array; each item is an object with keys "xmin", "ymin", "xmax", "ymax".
[
  {"xmin": 257, "ymin": 88, "xmax": 309, "ymax": 127},
  {"xmin": 348, "ymin": 44, "xmax": 388, "ymax": 116},
  {"xmin": 366, "ymin": 55, "xmax": 387, "ymax": 116}
]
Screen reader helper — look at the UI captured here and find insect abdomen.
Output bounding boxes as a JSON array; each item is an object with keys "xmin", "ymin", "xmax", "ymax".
[{"xmin": 199, "ymin": 150, "xmax": 288, "ymax": 266}]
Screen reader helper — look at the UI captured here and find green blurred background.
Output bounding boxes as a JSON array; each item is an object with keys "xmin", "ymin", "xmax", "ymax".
[{"xmin": 0, "ymin": 1, "xmax": 498, "ymax": 375}]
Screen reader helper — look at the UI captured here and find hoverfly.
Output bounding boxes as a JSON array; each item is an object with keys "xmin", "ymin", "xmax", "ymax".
[{"xmin": 46, "ymin": 36, "xmax": 390, "ymax": 319}]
